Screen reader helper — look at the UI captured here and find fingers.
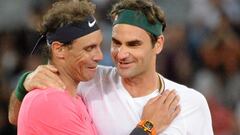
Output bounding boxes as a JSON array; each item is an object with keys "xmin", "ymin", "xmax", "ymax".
[
  {"xmin": 143, "ymin": 89, "xmax": 181, "ymax": 134},
  {"xmin": 170, "ymin": 105, "xmax": 181, "ymax": 121},
  {"xmin": 24, "ymin": 65, "xmax": 65, "ymax": 91},
  {"xmin": 164, "ymin": 90, "xmax": 177, "ymax": 106},
  {"xmin": 156, "ymin": 90, "xmax": 170, "ymax": 104},
  {"xmin": 36, "ymin": 65, "xmax": 65, "ymax": 89},
  {"xmin": 44, "ymin": 65, "xmax": 58, "ymax": 73},
  {"xmin": 151, "ymin": 90, "xmax": 178, "ymax": 106},
  {"xmin": 168, "ymin": 95, "xmax": 180, "ymax": 111},
  {"xmin": 147, "ymin": 95, "xmax": 162, "ymax": 104},
  {"xmin": 38, "ymin": 69, "xmax": 65, "ymax": 89},
  {"xmin": 147, "ymin": 89, "xmax": 171, "ymax": 104},
  {"xmin": 154, "ymin": 89, "xmax": 180, "ymax": 114}
]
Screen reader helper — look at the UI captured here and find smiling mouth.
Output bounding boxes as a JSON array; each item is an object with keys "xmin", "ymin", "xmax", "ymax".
[
  {"xmin": 88, "ymin": 66, "xmax": 97, "ymax": 70},
  {"xmin": 119, "ymin": 61, "xmax": 131, "ymax": 64},
  {"xmin": 118, "ymin": 61, "xmax": 132, "ymax": 68}
]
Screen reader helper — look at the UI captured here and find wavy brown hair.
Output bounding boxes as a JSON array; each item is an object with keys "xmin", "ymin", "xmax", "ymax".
[
  {"xmin": 40, "ymin": 0, "xmax": 96, "ymax": 34},
  {"xmin": 40, "ymin": 0, "xmax": 96, "ymax": 59}
]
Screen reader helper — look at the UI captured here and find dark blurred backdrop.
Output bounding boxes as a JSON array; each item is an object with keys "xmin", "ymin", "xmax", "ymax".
[{"xmin": 0, "ymin": 0, "xmax": 239, "ymax": 135}]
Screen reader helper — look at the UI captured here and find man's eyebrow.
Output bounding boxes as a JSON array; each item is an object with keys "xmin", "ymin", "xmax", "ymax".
[
  {"xmin": 127, "ymin": 40, "xmax": 142, "ymax": 46},
  {"xmin": 112, "ymin": 37, "xmax": 121, "ymax": 44}
]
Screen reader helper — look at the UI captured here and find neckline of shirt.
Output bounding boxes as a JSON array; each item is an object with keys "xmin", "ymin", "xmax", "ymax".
[{"xmin": 118, "ymin": 73, "xmax": 165, "ymax": 100}]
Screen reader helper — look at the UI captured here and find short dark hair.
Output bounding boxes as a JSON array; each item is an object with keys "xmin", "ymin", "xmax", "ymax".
[{"xmin": 110, "ymin": 0, "xmax": 166, "ymax": 46}]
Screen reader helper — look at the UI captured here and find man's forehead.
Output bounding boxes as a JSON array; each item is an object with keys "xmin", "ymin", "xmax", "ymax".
[
  {"xmin": 112, "ymin": 24, "xmax": 150, "ymax": 43},
  {"xmin": 113, "ymin": 24, "xmax": 147, "ymax": 34}
]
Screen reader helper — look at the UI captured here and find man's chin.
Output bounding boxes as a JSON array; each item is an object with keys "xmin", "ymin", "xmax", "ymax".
[
  {"xmin": 117, "ymin": 69, "xmax": 134, "ymax": 78},
  {"xmin": 79, "ymin": 73, "xmax": 96, "ymax": 82},
  {"xmin": 81, "ymin": 77, "xmax": 93, "ymax": 82}
]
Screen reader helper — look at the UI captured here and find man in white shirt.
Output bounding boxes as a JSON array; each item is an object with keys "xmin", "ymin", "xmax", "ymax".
[{"xmin": 9, "ymin": 0, "xmax": 213, "ymax": 135}]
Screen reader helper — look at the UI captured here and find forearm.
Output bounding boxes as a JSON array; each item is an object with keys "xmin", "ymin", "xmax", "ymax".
[
  {"xmin": 8, "ymin": 91, "xmax": 22, "ymax": 125},
  {"xmin": 8, "ymin": 72, "xmax": 30, "ymax": 125}
]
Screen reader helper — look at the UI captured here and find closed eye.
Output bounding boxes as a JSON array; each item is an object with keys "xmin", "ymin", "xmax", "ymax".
[
  {"xmin": 84, "ymin": 44, "xmax": 96, "ymax": 52},
  {"xmin": 127, "ymin": 40, "xmax": 142, "ymax": 47},
  {"xmin": 112, "ymin": 37, "xmax": 121, "ymax": 46}
]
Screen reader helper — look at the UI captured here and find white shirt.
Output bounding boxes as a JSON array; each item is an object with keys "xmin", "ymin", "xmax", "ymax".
[{"xmin": 78, "ymin": 65, "xmax": 213, "ymax": 135}]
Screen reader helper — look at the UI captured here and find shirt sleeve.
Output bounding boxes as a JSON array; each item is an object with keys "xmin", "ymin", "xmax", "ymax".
[
  {"xmin": 185, "ymin": 94, "xmax": 214, "ymax": 135},
  {"xmin": 158, "ymin": 89, "xmax": 214, "ymax": 135}
]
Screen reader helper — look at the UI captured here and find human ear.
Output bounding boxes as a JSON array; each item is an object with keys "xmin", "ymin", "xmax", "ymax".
[
  {"xmin": 51, "ymin": 41, "xmax": 65, "ymax": 59},
  {"xmin": 155, "ymin": 35, "xmax": 164, "ymax": 54}
]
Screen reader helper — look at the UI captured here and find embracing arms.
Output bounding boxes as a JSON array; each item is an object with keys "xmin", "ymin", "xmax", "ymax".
[{"xmin": 8, "ymin": 65, "xmax": 180, "ymax": 134}]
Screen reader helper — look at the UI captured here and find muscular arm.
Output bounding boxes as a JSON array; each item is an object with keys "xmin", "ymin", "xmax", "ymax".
[{"xmin": 8, "ymin": 91, "xmax": 22, "ymax": 125}]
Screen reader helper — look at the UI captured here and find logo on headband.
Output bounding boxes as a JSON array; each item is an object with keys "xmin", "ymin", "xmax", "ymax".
[
  {"xmin": 88, "ymin": 18, "xmax": 96, "ymax": 27},
  {"xmin": 114, "ymin": 15, "xmax": 118, "ymax": 22}
]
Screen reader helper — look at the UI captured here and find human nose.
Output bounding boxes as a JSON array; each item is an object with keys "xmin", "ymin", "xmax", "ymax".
[
  {"xmin": 117, "ymin": 46, "xmax": 129, "ymax": 60},
  {"xmin": 93, "ymin": 47, "xmax": 103, "ymax": 62}
]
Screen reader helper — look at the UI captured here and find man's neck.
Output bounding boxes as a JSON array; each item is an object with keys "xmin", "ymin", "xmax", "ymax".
[
  {"xmin": 50, "ymin": 63, "xmax": 78, "ymax": 97},
  {"xmin": 58, "ymin": 72, "xmax": 78, "ymax": 97},
  {"xmin": 122, "ymin": 72, "xmax": 160, "ymax": 97}
]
